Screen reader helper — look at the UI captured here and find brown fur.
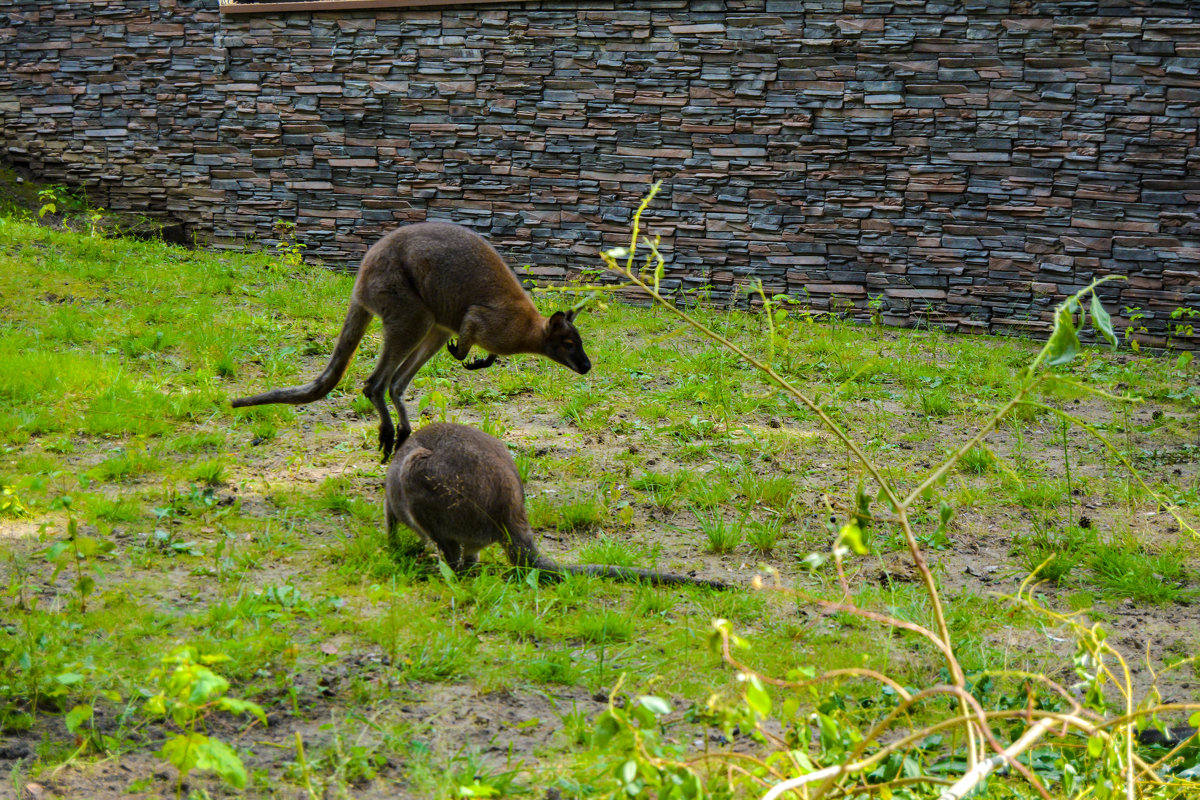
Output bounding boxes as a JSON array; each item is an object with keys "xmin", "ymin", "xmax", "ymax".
[
  {"xmin": 231, "ymin": 222, "xmax": 591, "ymax": 460},
  {"xmin": 386, "ymin": 423, "xmax": 730, "ymax": 590}
]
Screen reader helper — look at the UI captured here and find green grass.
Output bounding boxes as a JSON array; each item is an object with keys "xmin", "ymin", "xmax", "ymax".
[
  {"xmin": 745, "ymin": 515, "xmax": 783, "ymax": 554},
  {"xmin": 958, "ymin": 445, "xmax": 996, "ymax": 475},
  {"xmin": 1089, "ymin": 540, "xmax": 1195, "ymax": 605},
  {"xmin": 576, "ymin": 534, "xmax": 646, "ymax": 567},
  {"xmin": 630, "ymin": 468, "xmax": 693, "ymax": 511},
  {"xmin": 0, "ymin": 211, "xmax": 1197, "ymax": 797},
  {"xmin": 695, "ymin": 508, "xmax": 742, "ymax": 554},
  {"xmin": 529, "ymin": 493, "xmax": 606, "ymax": 532}
]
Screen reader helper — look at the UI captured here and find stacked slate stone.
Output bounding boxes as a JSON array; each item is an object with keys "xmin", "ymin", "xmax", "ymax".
[{"xmin": 1, "ymin": 0, "xmax": 1197, "ymax": 347}]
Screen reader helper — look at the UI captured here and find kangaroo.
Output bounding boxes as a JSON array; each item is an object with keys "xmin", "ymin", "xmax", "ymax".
[
  {"xmin": 386, "ymin": 423, "xmax": 730, "ymax": 590},
  {"xmin": 231, "ymin": 222, "xmax": 591, "ymax": 461}
]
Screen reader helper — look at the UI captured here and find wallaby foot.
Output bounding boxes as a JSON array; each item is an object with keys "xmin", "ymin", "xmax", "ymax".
[
  {"xmin": 378, "ymin": 426, "xmax": 395, "ymax": 463},
  {"xmin": 379, "ymin": 426, "xmax": 413, "ymax": 463},
  {"xmin": 392, "ymin": 426, "xmax": 412, "ymax": 460},
  {"xmin": 464, "ymin": 353, "xmax": 497, "ymax": 370}
]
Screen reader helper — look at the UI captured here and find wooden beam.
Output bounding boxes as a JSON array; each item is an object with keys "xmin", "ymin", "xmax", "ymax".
[{"xmin": 220, "ymin": 0, "xmax": 520, "ymax": 14}]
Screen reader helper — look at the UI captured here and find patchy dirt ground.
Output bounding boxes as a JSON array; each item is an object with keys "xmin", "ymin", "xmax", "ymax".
[
  {"xmin": 9, "ymin": 383, "xmax": 1197, "ymax": 797},
  {"xmin": 2, "ymin": 209, "xmax": 1198, "ymax": 797}
]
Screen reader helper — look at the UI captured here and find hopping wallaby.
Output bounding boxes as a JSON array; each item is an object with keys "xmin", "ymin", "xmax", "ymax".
[
  {"xmin": 386, "ymin": 423, "xmax": 730, "ymax": 590},
  {"xmin": 231, "ymin": 222, "xmax": 591, "ymax": 461}
]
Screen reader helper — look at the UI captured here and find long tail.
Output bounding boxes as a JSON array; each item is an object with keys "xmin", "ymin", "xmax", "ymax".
[
  {"xmin": 231, "ymin": 302, "xmax": 373, "ymax": 408},
  {"xmin": 533, "ymin": 557, "xmax": 730, "ymax": 590}
]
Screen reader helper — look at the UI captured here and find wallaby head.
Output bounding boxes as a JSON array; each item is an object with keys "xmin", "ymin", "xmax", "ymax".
[
  {"xmin": 384, "ymin": 423, "xmax": 729, "ymax": 590},
  {"xmin": 542, "ymin": 309, "xmax": 591, "ymax": 375}
]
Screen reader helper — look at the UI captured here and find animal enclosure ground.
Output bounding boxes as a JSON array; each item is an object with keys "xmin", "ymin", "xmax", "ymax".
[{"xmin": 0, "ymin": 216, "xmax": 1198, "ymax": 798}]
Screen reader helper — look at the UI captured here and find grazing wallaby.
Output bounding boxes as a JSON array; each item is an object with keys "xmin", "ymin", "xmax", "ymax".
[
  {"xmin": 231, "ymin": 222, "xmax": 591, "ymax": 461},
  {"xmin": 386, "ymin": 423, "xmax": 730, "ymax": 590}
]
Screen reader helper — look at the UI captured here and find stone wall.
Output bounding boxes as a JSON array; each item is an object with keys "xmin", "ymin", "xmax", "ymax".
[{"xmin": 2, "ymin": 0, "xmax": 1198, "ymax": 344}]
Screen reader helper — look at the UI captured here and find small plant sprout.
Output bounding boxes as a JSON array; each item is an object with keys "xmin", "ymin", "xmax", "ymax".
[
  {"xmin": 1, "ymin": 484, "xmax": 28, "ymax": 518},
  {"xmin": 43, "ymin": 511, "xmax": 114, "ymax": 613},
  {"xmin": 271, "ymin": 219, "xmax": 306, "ymax": 272},
  {"xmin": 37, "ymin": 185, "xmax": 62, "ymax": 219},
  {"xmin": 142, "ymin": 647, "xmax": 266, "ymax": 797}
]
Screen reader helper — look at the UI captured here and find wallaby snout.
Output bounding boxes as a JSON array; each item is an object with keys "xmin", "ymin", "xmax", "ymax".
[{"xmin": 548, "ymin": 347, "xmax": 590, "ymax": 376}]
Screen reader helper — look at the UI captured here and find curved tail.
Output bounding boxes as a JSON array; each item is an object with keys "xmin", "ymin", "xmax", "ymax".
[
  {"xmin": 534, "ymin": 557, "xmax": 730, "ymax": 590},
  {"xmin": 231, "ymin": 302, "xmax": 373, "ymax": 409}
]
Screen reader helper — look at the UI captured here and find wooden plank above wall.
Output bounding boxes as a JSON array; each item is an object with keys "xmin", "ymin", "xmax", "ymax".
[{"xmin": 220, "ymin": 0, "xmax": 519, "ymax": 14}]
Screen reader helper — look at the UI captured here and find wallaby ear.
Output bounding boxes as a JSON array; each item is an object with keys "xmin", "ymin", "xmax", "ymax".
[
  {"xmin": 564, "ymin": 308, "xmax": 578, "ymax": 324},
  {"xmin": 547, "ymin": 310, "xmax": 566, "ymax": 331}
]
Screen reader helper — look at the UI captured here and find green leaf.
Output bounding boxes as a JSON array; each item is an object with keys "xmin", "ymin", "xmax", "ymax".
[
  {"xmin": 837, "ymin": 520, "xmax": 868, "ymax": 555},
  {"xmin": 1190, "ymin": 711, "xmax": 1200, "ymax": 728},
  {"xmin": 1087, "ymin": 734, "xmax": 1105, "ymax": 758},
  {"xmin": 184, "ymin": 667, "xmax": 230, "ymax": 705},
  {"xmin": 801, "ymin": 552, "xmax": 826, "ymax": 570},
  {"xmin": 1046, "ymin": 306, "xmax": 1081, "ymax": 367},
  {"xmin": 77, "ymin": 576, "xmax": 95, "ymax": 597},
  {"xmin": 592, "ymin": 711, "xmax": 621, "ymax": 748},
  {"xmin": 619, "ymin": 759, "xmax": 638, "ymax": 785},
  {"xmin": 65, "ymin": 704, "xmax": 92, "ymax": 734},
  {"xmin": 784, "ymin": 666, "xmax": 816, "ymax": 682},
  {"xmin": 631, "ymin": 702, "xmax": 656, "ymax": 729},
  {"xmin": 143, "ymin": 694, "xmax": 166, "ymax": 716},
  {"xmin": 638, "ymin": 696, "xmax": 672, "ymax": 717},
  {"xmin": 789, "ymin": 750, "xmax": 815, "ymax": 772},
  {"xmin": 192, "ymin": 736, "xmax": 248, "ymax": 789},
  {"xmin": 75, "ymin": 536, "xmax": 99, "ymax": 557},
  {"xmin": 1090, "ymin": 293, "xmax": 1117, "ymax": 348},
  {"xmin": 44, "ymin": 542, "xmax": 71, "ymax": 562},
  {"xmin": 161, "ymin": 732, "xmax": 205, "ymax": 777},
  {"xmin": 679, "ymin": 770, "xmax": 702, "ymax": 799},
  {"xmin": 745, "ymin": 676, "xmax": 772, "ymax": 719},
  {"xmin": 54, "ymin": 672, "xmax": 85, "ymax": 686},
  {"xmin": 216, "ymin": 697, "xmax": 268, "ymax": 726}
]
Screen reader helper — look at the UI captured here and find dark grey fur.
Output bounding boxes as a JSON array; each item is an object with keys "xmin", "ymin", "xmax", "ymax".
[{"xmin": 385, "ymin": 423, "xmax": 729, "ymax": 590}]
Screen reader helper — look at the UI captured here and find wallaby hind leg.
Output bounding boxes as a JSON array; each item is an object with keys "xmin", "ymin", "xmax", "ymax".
[
  {"xmin": 500, "ymin": 527, "xmax": 541, "ymax": 570},
  {"xmin": 385, "ymin": 328, "xmax": 452, "ymax": 454},
  {"xmin": 432, "ymin": 535, "xmax": 482, "ymax": 574},
  {"xmin": 364, "ymin": 313, "xmax": 435, "ymax": 461},
  {"xmin": 362, "ymin": 338, "xmax": 409, "ymax": 461},
  {"xmin": 384, "ymin": 494, "xmax": 400, "ymax": 551}
]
